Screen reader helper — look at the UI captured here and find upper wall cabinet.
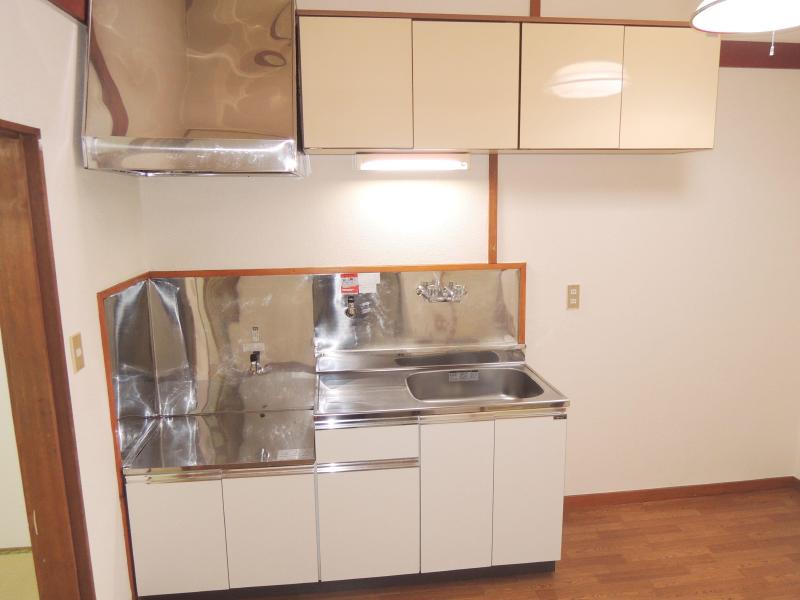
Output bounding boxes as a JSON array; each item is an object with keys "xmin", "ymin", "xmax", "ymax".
[
  {"xmin": 620, "ymin": 27, "xmax": 721, "ymax": 149},
  {"xmin": 413, "ymin": 22, "xmax": 520, "ymax": 150},
  {"xmin": 296, "ymin": 16, "xmax": 720, "ymax": 153},
  {"xmin": 520, "ymin": 24, "xmax": 624, "ymax": 149},
  {"xmin": 299, "ymin": 17, "xmax": 413, "ymax": 150}
]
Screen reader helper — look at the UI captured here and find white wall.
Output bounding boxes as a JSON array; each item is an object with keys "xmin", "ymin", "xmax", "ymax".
[
  {"xmin": 500, "ymin": 68, "xmax": 800, "ymax": 494},
  {"xmin": 141, "ymin": 155, "xmax": 488, "ymax": 269},
  {"xmin": 0, "ymin": 1, "xmax": 146, "ymax": 598},
  {"xmin": 0, "ymin": 330, "xmax": 30, "ymax": 549}
]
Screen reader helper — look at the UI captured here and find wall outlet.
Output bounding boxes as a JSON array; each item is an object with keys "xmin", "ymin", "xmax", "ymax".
[
  {"xmin": 567, "ymin": 284, "xmax": 580, "ymax": 310},
  {"xmin": 69, "ymin": 333, "xmax": 85, "ymax": 372}
]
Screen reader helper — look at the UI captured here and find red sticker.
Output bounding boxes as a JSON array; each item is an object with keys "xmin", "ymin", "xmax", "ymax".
[{"xmin": 340, "ymin": 273, "xmax": 359, "ymax": 295}]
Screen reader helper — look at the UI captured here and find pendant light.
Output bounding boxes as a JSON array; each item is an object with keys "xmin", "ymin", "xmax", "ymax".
[{"xmin": 692, "ymin": 0, "xmax": 800, "ymax": 34}]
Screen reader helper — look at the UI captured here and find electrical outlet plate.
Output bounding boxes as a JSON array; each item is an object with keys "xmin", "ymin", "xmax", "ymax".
[
  {"xmin": 567, "ymin": 284, "xmax": 580, "ymax": 310},
  {"xmin": 69, "ymin": 333, "xmax": 85, "ymax": 372}
]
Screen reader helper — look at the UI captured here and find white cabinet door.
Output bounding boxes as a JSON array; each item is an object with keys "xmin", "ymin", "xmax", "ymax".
[
  {"xmin": 299, "ymin": 17, "xmax": 413, "ymax": 149},
  {"xmin": 620, "ymin": 27, "xmax": 720, "ymax": 149},
  {"xmin": 413, "ymin": 21, "xmax": 520, "ymax": 150},
  {"xmin": 318, "ymin": 467, "xmax": 420, "ymax": 581},
  {"xmin": 126, "ymin": 479, "xmax": 229, "ymax": 596},
  {"xmin": 520, "ymin": 24, "xmax": 624, "ymax": 149},
  {"xmin": 420, "ymin": 421, "xmax": 494, "ymax": 572},
  {"xmin": 223, "ymin": 473, "xmax": 318, "ymax": 588},
  {"xmin": 492, "ymin": 416, "xmax": 567, "ymax": 566}
]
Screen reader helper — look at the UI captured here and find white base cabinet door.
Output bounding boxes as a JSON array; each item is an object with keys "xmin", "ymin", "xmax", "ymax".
[
  {"xmin": 317, "ymin": 467, "xmax": 420, "ymax": 581},
  {"xmin": 420, "ymin": 421, "xmax": 495, "ymax": 572},
  {"xmin": 126, "ymin": 479, "xmax": 229, "ymax": 597},
  {"xmin": 492, "ymin": 417, "xmax": 567, "ymax": 566},
  {"xmin": 223, "ymin": 473, "xmax": 319, "ymax": 588}
]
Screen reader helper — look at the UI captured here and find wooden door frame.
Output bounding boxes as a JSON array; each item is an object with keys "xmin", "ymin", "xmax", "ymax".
[{"xmin": 0, "ymin": 118, "xmax": 96, "ymax": 599}]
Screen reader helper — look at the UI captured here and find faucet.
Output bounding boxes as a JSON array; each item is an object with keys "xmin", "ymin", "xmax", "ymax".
[
  {"xmin": 416, "ymin": 277, "xmax": 467, "ymax": 303},
  {"xmin": 249, "ymin": 350, "xmax": 269, "ymax": 375}
]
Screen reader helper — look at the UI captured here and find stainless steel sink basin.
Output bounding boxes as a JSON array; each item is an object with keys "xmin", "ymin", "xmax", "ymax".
[{"xmin": 406, "ymin": 368, "xmax": 544, "ymax": 403}]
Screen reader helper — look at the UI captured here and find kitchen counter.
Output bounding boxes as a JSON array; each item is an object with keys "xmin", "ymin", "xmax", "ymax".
[
  {"xmin": 315, "ymin": 364, "xmax": 568, "ymax": 423},
  {"xmin": 123, "ymin": 410, "xmax": 315, "ymax": 475},
  {"xmin": 120, "ymin": 362, "xmax": 567, "ymax": 476}
]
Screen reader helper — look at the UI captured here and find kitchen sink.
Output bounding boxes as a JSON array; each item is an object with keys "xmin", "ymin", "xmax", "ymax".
[{"xmin": 406, "ymin": 368, "xmax": 544, "ymax": 403}]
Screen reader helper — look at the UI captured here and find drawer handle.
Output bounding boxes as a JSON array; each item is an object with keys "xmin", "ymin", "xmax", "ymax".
[{"xmin": 316, "ymin": 458, "xmax": 419, "ymax": 474}]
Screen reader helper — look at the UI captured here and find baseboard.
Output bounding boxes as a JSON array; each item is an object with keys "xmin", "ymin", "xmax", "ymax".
[
  {"xmin": 564, "ymin": 476, "xmax": 799, "ymax": 511},
  {"xmin": 144, "ymin": 563, "xmax": 556, "ymax": 599},
  {"xmin": 0, "ymin": 546, "xmax": 32, "ymax": 556}
]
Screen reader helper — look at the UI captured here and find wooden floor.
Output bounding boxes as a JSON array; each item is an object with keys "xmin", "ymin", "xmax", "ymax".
[{"xmin": 249, "ymin": 487, "xmax": 800, "ymax": 600}]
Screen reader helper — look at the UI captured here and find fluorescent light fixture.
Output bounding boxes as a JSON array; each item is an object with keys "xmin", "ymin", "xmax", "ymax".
[
  {"xmin": 692, "ymin": 0, "xmax": 800, "ymax": 33},
  {"xmin": 356, "ymin": 153, "xmax": 471, "ymax": 172}
]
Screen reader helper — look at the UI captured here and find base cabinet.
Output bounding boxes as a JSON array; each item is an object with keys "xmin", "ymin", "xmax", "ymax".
[
  {"xmin": 126, "ymin": 479, "xmax": 229, "ymax": 597},
  {"xmin": 223, "ymin": 473, "xmax": 318, "ymax": 588},
  {"xmin": 126, "ymin": 416, "xmax": 567, "ymax": 596},
  {"xmin": 420, "ymin": 421, "xmax": 495, "ymax": 572},
  {"xmin": 317, "ymin": 467, "xmax": 420, "ymax": 581},
  {"xmin": 492, "ymin": 417, "xmax": 568, "ymax": 565}
]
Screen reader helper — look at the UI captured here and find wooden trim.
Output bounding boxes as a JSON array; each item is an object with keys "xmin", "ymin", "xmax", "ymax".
[
  {"xmin": 529, "ymin": 0, "xmax": 541, "ymax": 17},
  {"xmin": 97, "ymin": 272, "xmax": 150, "ymax": 302},
  {"xmin": 147, "ymin": 263, "xmax": 526, "ymax": 279},
  {"xmin": 488, "ymin": 154, "xmax": 498, "ymax": 264},
  {"xmin": 296, "ymin": 10, "xmax": 690, "ymax": 28},
  {"xmin": 518, "ymin": 266, "xmax": 526, "ymax": 344},
  {"xmin": 564, "ymin": 476, "xmax": 799, "ymax": 512},
  {"xmin": 0, "ymin": 546, "xmax": 33, "ymax": 556},
  {"xmin": 47, "ymin": 0, "xmax": 86, "ymax": 23},
  {"xmin": 96, "ymin": 278, "xmax": 145, "ymax": 598},
  {"xmin": 0, "ymin": 119, "xmax": 40, "ymax": 137},
  {"xmin": 0, "ymin": 124, "xmax": 96, "ymax": 599},
  {"xmin": 720, "ymin": 41, "xmax": 800, "ymax": 69}
]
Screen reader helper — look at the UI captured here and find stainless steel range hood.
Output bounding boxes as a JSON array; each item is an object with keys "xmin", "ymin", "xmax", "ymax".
[{"xmin": 83, "ymin": 0, "xmax": 306, "ymax": 176}]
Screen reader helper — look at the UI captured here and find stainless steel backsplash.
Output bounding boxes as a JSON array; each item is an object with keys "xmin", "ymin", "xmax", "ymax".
[{"xmin": 104, "ymin": 268, "xmax": 521, "ymax": 424}]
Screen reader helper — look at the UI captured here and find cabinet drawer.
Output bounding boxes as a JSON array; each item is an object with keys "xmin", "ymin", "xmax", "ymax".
[{"xmin": 316, "ymin": 425, "xmax": 419, "ymax": 463}]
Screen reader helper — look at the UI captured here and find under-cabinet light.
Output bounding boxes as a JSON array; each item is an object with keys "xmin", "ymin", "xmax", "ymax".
[
  {"xmin": 356, "ymin": 153, "xmax": 471, "ymax": 172},
  {"xmin": 692, "ymin": 0, "xmax": 800, "ymax": 33}
]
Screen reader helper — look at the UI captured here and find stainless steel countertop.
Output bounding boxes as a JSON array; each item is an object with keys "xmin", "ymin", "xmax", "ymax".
[
  {"xmin": 157, "ymin": 369, "xmax": 317, "ymax": 415},
  {"xmin": 315, "ymin": 364, "xmax": 568, "ymax": 423},
  {"xmin": 123, "ymin": 410, "xmax": 314, "ymax": 475},
  {"xmin": 120, "ymin": 356, "xmax": 568, "ymax": 476}
]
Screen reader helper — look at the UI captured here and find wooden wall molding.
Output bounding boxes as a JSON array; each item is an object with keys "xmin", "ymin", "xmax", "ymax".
[
  {"xmin": 488, "ymin": 155, "xmax": 498, "ymax": 264},
  {"xmin": 0, "ymin": 122, "xmax": 95, "ymax": 598},
  {"xmin": 530, "ymin": 0, "xmax": 541, "ymax": 18},
  {"xmin": 564, "ymin": 476, "xmax": 800, "ymax": 512},
  {"xmin": 48, "ymin": 0, "xmax": 86, "ymax": 23},
  {"xmin": 720, "ymin": 41, "xmax": 800, "ymax": 69},
  {"xmin": 296, "ymin": 10, "xmax": 689, "ymax": 28}
]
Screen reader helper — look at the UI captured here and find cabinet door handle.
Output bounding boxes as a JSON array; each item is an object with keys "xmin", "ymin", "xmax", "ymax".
[{"xmin": 316, "ymin": 458, "xmax": 419, "ymax": 474}]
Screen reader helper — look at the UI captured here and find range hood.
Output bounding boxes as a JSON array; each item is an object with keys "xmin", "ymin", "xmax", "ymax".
[{"xmin": 83, "ymin": 0, "xmax": 306, "ymax": 176}]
